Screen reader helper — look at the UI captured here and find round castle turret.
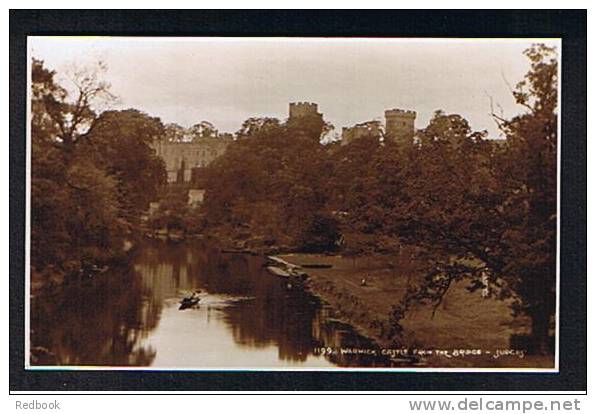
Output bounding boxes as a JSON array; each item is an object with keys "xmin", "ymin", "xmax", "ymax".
[{"xmin": 385, "ymin": 108, "xmax": 416, "ymax": 142}]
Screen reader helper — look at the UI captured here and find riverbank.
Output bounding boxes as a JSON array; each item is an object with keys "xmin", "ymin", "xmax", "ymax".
[
  {"xmin": 30, "ymin": 238, "xmax": 138, "ymax": 298},
  {"xmin": 275, "ymin": 252, "xmax": 554, "ymax": 368}
]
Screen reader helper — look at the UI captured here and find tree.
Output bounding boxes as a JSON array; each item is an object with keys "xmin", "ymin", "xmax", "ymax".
[
  {"xmin": 391, "ymin": 44, "xmax": 558, "ymax": 354},
  {"xmin": 31, "ymin": 59, "xmax": 125, "ymax": 278},
  {"xmin": 32, "ymin": 59, "xmax": 115, "ymax": 154},
  {"xmin": 164, "ymin": 123, "xmax": 187, "ymax": 142},
  {"xmin": 235, "ymin": 117, "xmax": 281, "ymax": 139},
  {"xmin": 490, "ymin": 44, "xmax": 558, "ymax": 353},
  {"xmin": 298, "ymin": 213, "xmax": 341, "ymax": 253},
  {"xmin": 148, "ymin": 185, "xmax": 204, "ymax": 234},
  {"xmin": 286, "ymin": 113, "xmax": 328, "ymax": 142},
  {"xmin": 202, "ymin": 118, "xmax": 336, "ymax": 250},
  {"xmin": 30, "ymin": 59, "xmax": 166, "ymax": 286},
  {"xmin": 189, "ymin": 121, "xmax": 218, "ymax": 140},
  {"xmin": 81, "ymin": 109, "xmax": 167, "ymax": 221},
  {"xmin": 31, "ymin": 59, "xmax": 67, "ymax": 146}
]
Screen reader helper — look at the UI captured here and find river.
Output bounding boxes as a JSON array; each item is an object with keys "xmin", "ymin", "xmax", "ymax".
[{"xmin": 30, "ymin": 241, "xmax": 398, "ymax": 369}]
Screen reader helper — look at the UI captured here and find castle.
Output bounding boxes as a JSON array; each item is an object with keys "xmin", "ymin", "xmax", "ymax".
[
  {"xmin": 152, "ymin": 103, "xmax": 417, "ymax": 183},
  {"xmin": 342, "ymin": 108, "xmax": 416, "ymax": 145},
  {"xmin": 384, "ymin": 108, "xmax": 417, "ymax": 142},
  {"xmin": 341, "ymin": 120, "xmax": 383, "ymax": 144},
  {"xmin": 289, "ymin": 102, "xmax": 323, "ymax": 121},
  {"xmin": 152, "ymin": 135, "xmax": 232, "ymax": 183}
]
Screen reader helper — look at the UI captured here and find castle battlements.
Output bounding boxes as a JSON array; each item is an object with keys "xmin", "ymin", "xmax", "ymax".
[
  {"xmin": 289, "ymin": 102, "xmax": 321, "ymax": 119},
  {"xmin": 384, "ymin": 108, "xmax": 417, "ymax": 118},
  {"xmin": 289, "ymin": 101, "xmax": 319, "ymax": 108}
]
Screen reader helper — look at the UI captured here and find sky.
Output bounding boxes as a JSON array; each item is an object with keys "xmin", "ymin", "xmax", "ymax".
[{"xmin": 30, "ymin": 37, "xmax": 560, "ymax": 138}]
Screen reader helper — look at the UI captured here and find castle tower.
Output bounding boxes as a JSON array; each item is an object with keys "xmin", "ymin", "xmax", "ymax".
[
  {"xmin": 384, "ymin": 108, "xmax": 416, "ymax": 143},
  {"xmin": 289, "ymin": 102, "xmax": 323, "ymax": 121}
]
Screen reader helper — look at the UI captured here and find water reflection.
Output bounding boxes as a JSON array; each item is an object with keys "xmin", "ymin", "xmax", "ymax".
[
  {"xmin": 30, "ymin": 268, "xmax": 158, "ymax": 366},
  {"xmin": 31, "ymin": 241, "xmax": 395, "ymax": 368}
]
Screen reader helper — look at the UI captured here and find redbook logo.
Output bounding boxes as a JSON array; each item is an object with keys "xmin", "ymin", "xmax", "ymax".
[{"xmin": 15, "ymin": 400, "xmax": 61, "ymax": 410}]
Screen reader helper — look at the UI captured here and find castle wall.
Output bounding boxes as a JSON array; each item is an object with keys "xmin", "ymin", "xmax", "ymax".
[
  {"xmin": 152, "ymin": 138, "xmax": 231, "ymax": 183},
  {"xmin": 341, "ymin": 121, "xmax": 383, "ymax": 145}
]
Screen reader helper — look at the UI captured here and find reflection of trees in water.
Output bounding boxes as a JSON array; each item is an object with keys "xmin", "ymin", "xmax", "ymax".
[
  {"xmin": 198, "ymin": 253, "xmax": 255, "ymax": 295},
  {"xmin": 30, "ymin": 266, "xmax": 159, "ymax": 366},
  {"xmin": 138, "ymin": 241, "xmax": 321, "ymax": 363},
  {"xmin": 222, "ymin": 284, "xmax": 319, "ymax": 362},
  {"xmin": 215, "ymin": 258, "xmax": 386, "ymax": 366},
  {"xmin": 311, "ymin": 311, "xmax": 394, "ymax": 367},
  {"xmin": 31, "ymin": 241, "xmax": 396, "ymax": 367},
  {"xmin": 133, "ymin": 241, "xmax": 255, "ymax": 299},
  {"xmin": 222, "ymin": 281, "xmax": 394, "ymax": 366}
]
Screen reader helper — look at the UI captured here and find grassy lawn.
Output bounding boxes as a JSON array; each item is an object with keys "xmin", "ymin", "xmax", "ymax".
[{"xmin": 277, "ymin": 252, "xmax": 554, "ymax": 368}]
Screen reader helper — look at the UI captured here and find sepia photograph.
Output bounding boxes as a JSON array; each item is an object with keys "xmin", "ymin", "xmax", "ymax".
[{"xmin": 25, "ymin": 35, "xmax": 561, "ymax": 371}]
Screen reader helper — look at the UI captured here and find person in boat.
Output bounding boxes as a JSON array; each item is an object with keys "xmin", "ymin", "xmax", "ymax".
[
  {"xmin": 180, "ymin": 290, "xmax": 201, "ymax": 304},
  {"xmin": 179, "ymin": 290, "xmax": 201, "ymax": 310}
]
